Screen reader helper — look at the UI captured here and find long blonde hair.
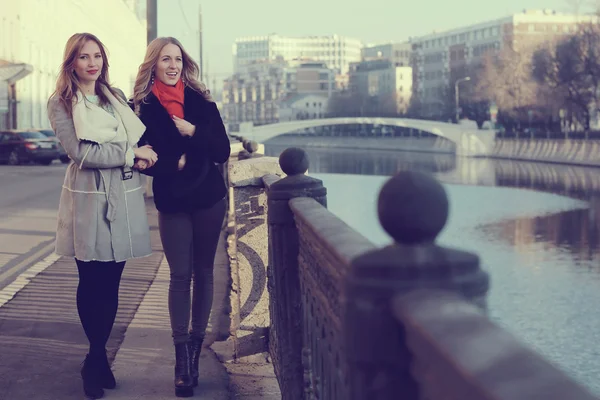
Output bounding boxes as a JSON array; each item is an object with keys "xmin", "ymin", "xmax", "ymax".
[
  {"xmin": 133, "ymin": 37, "xmax": 212, "ymax": 114},
  {"xmin": 49, "ymin": 33, "xmax": 123, "ymax": 116}
]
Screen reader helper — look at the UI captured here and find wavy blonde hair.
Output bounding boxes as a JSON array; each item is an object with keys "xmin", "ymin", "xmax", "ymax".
[
  {"xmin": 133, "ymin": 37, "xmax": 212, "ymax": 114},
  {"xmin": 49, "ymin": 33, "xmax": 123, "ymax": 116}
]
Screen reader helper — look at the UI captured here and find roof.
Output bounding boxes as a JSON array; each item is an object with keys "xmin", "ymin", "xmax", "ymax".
[{"xmin": 0, "ymin": 63, "xmax": 33, "ymax": 84}]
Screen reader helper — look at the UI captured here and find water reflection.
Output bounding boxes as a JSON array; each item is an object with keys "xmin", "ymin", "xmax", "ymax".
[
  {"xmin": 266, "ymin": 144, "xmax": 600, "ymax": 200},
  {"xmin": 266, "ymin": 145, "xmax": 457, "ymax": 175},
  {"xmin": 481, "ymin": 207, "xmax": 600, "ymax": 268}
]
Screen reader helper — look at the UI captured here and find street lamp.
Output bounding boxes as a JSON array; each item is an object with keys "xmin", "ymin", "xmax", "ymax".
[{"xmin": 455, "ymin": 76, "xmax": 471, "ymax": 123}]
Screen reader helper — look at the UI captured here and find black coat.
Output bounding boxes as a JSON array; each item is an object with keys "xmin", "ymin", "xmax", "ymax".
[{"xmin": 135, "ymin": 87, "xmax": 230, "ymax": 213}]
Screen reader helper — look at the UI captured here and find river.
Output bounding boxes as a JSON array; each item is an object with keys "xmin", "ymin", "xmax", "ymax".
[{"xmin": 265, "ymin": 144, "xmax": 600, "ymax": 394}]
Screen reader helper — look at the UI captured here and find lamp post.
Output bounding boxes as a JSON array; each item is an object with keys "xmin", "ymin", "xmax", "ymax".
[{"xmin": 455, "ymin": 76, "xmax": 471, "ymax": 123}]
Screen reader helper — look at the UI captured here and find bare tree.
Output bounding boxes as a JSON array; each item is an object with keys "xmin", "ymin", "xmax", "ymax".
[
  {"xmin": 532, "ymin": 23, "xmax": 600, "ymax": 129},
  {"xmin": 475, "ymin": 45, "xmax": 540, "ymax": 126}
]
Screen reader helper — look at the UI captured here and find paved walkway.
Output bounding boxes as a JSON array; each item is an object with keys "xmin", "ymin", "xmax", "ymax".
[
  {"xmin": 0, "ymin": 200, "xmax": 232, "ymax": 399},
  {"xmin": 108, "ymin": 257, "xmax": 230, "ymax": 400},
  {"xmin": 0, "ymin": 196, "xmax": 280, "ymax": 399}
]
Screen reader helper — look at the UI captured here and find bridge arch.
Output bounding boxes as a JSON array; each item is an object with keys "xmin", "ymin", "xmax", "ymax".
[{"xmin": 239, "ymin": 117, "xmax": 495, "ymax": 156}]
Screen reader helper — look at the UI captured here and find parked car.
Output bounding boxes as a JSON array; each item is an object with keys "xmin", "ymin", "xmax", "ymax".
[
  {"xmin": 37, "ymin": 128, "xmax": 70, "ymax": 163},
  {"xmin": 0, "ymin": 130, "xmax": 60, "ymax": 165}
]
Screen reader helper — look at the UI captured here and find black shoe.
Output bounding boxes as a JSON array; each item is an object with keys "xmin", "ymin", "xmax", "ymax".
[
  {"xmin": 188, "ymin": 336, "xmax": 203, "ymax": 387},
  {"xmin": 97, "ymin": 352, "xmax": 116, "ymax": 389},
  {"xmin": 81, "ymin": 355, "xmax": 105, "ymax": 399},
  {"xmin": 174, "ymin": 342, "xmax": 194, "ymax": 397}
]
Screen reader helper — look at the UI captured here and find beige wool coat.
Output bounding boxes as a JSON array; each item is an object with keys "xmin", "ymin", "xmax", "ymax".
[{"xmin": 48, "ymin": 95, "xmax": 152, "ymax": 262}]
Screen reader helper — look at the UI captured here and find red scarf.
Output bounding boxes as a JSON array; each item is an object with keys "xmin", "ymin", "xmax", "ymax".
[{"xmin": 152, "ymin": 78, "xmax": 185, "ymax": 118}]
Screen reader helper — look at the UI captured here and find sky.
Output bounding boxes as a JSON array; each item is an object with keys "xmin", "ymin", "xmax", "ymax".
[{"xmin": 157, "ymin": 0, "xmax": 580, "ymax": 88}]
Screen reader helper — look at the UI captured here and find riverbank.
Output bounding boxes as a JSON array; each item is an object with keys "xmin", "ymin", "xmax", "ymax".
[
  {"xmin": 264, "ymin": 135, "xmax": 455, "ymax": 153},
  {"xmin": 264, "ymin": 136, "xmax": 600, "ymax": 167}
]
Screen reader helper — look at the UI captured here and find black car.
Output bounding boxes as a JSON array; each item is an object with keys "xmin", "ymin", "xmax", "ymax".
[
  {"xmin": 0, "ymin": 130, "xmax": 60, "ymax": 165},
  {"xmin": 37, "ymin": 128, "xmax": 70, "ymax": 163}
]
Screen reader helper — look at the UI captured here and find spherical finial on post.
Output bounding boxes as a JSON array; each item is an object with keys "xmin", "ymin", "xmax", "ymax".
[
  {"xmin": 378, "ymin": 170, "xmax": 449, "ymax": 244},
  {"xmin": 279, "ymin": 147, "xmax": 309, "ymax": 176},
  {"xmin": 243, "ymin": 139, "xmax": 259, "ymax": 153}
]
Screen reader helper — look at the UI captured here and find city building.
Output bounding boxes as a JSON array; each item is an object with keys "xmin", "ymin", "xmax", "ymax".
[
  {"xmin": 232, "ymin": 34, "xmax": 363, "ymax": 75},
  {"xmin": 410, "ymin": 9, "xmax": 597, "ymax": 118},
  {"xmin": 278, "ymin": 93, "xmax": 329, "ymax": 121},
  {"xmin": 221, "ymin": 59, "xmax": 337, "ymax": 129},
  {"xmin": 362, "ymin": 42, "xmax": 412, "ymax": 67},
  {"xmin": 283, "ymin": 61, "xmax": 335, "ymax": 96},
  {"xmin": 349, "ymin": 59, "xmax": 412, "ymax": 114},
  {"xmin": 0, "ymin": 0, "xmax": 146, "ymax": 130},
  {"xmin": 221, "ymin": 58, "xmax": 286, "ymax": 130}
]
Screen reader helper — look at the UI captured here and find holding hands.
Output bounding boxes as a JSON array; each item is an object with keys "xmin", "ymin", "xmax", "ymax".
[{"xmin": 133, "ymin": 144, "xmax": 157, "ymax": 171}]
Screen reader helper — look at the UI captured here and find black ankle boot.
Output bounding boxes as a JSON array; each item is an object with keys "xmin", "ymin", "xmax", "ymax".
[
  {"xmin": 174, "ymin": 342, "xmax": 194, "ymax": 397},
  {"xmin": 81, "ymin": 355, "xmax": 105, "ymax": 399},
  {"xmin": 188, "ymin": 336, "xmax": 203, "ymax": 387},
  {"xmin": 96, "ymin": 352, "xmax": 116, "ymax": 389}
]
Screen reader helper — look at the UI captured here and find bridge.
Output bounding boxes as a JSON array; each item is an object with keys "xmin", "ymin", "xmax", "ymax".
[{"xmin": 239, "ymin": 117, "xmax": 496, "ymax": 157}]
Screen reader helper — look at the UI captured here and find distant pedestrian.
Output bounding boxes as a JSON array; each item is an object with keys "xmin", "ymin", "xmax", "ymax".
[
  {"xmin": 47, "ymin": 32, "xmax": 157, "ymax": 399},
  {"xmin": 132, "ymin": 37, "xmax": 230, "ymax": 398}
]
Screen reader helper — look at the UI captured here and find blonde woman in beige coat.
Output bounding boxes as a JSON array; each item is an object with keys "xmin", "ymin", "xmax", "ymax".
[{"xmin": 47, "ymin": 32, "xmax": 157, "ymax": 400}]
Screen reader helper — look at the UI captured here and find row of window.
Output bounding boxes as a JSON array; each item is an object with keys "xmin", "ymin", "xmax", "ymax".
[
  {"xmin": 419, "ymin": 26, "xmax": 502, "ymax": 49},
  {"xmin": 422, "ymin": 70, "xmax": 445, "ymax": 80},
  {"xmin": 394, "ymin": 50, "xmax": 411, "ymax": 58},
  {"xmin": 417, "ymin": 23, "xmax": 579, "ymax": 50},
  {"xmin": 419, "ymin": 42, "xmax": 501, "ymax": 64}
]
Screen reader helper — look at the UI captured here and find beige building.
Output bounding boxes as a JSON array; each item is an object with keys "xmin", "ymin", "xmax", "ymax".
[
  {"xmin": 283, "ymin": 61, "xmax": 335, "ymax": 96},
  {"xmin": 221, "ymin": 59, "xmax": 286, "ymax": 129},
  {"xmin": 222, "ymin": 59, "xmax": 336, "ymax": 130},
  {"xmin": 362, "ymin": 42, "xmax": 412, "ymax": 67},
  {"xmin": 0, "ymin": 0, "xmax": 146, "ymax": 129},
  {"xmin": 232, "ymin": 34, "xmax": 362, "ymax": 75},
  {"xmin": 349, "ymin": 59, "xmax": 412, "ymax": 114},
  {"xmin": 410, "ymin": 9, "xmax": 597, "ymax": 118},
  {"xmin": 278, "ymin": 93, "xmax": 329, "ymax": 121}
]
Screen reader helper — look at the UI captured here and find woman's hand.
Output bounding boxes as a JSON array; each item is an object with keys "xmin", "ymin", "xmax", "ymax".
[
  {"xmin": 134, "ymin": 159, "xmax": 148, "ymax": 170},
  {"xmin": 172, "ymin": 116, "xmax": 196, "ymax": 137},
  {"xmin": 178, "ymin": 154, "xmax": 186, "ymax": 171},
  {"xmin": 134, "ymin": 145, "xmax": 158, "ymax": 167}
]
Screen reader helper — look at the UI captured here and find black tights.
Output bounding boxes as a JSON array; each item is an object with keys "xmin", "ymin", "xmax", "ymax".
[{"xmin": 75, "ymin": 259, "xmax": 125, "ymax": 357}]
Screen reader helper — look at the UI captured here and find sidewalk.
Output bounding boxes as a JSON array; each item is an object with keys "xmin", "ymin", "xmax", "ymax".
[
  {"xmin": 107, "ymin": 256, "xmax": 230, "ymax": 399},
  {"xmin": 0, "ymin": 197, "xmax": 281, "ymax": 399},
  {"xmin": 0, "ymin": 200, "xmax": 165, "ymax": 399}
]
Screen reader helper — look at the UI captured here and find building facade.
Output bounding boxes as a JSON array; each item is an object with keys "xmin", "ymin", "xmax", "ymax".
[
  {"xmin": 410, "ymin": 9, "xmax": 596, "ymax": 118},
  {"xmin": 283, "ymin": 61, "xmax": 335, "ymax": 96},
  {"xmin": 222, "ymin": 59, "xmax": 337, "ymax": 130},
  {"xmin": 349, "ymin": 59, "xmax": 412, "ymax": 114},
  {"xmin": 221, "ymin": 59, "xmax": 286, "ymax": 130},
  {"xmin": 232, "ymin": 34, "xmax": 363, "ymax": 75},
  {"xmin": 278, "ymin": 93, "xmax": 329, "ymax": 121},
  {"xmin": 362, "ymin": 42, "xmax": 412, "ymax": 67},
  {"xmin": 0, "ymin": 0, "xmax": 146, "ymax": 130}
]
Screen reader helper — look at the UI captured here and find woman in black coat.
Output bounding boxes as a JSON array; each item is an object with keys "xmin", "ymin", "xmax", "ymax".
[{"xmin": 132, "ymin": 37, "xmax": 230, "ymax": 398}]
